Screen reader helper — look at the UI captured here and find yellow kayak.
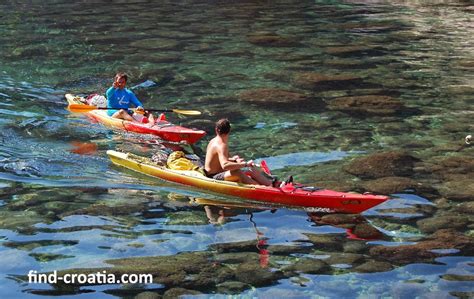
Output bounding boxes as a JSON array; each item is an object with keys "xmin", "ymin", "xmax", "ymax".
[{"xmin": 107, "ymin": 150, "xmax": 389, "ymax": 213}]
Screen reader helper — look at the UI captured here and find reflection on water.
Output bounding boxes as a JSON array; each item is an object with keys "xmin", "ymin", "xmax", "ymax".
[
  {"xmin": 0, "ymin": 0, "xmax": 473, "ymax": 297},
  {"xmin": 257, "ymin": 150, "xmax": 359, "ymax": 171},
  {"xmin": 1, "ymin": 182, "xmax": 473, "ymax": 297}
]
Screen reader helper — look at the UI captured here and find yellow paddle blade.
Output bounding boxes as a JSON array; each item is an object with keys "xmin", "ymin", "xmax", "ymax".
[
  {"xmin": 171, "ymin": 109, "xmax": 201, "ymax": 116},
  {"xmin": 67, "ymin": 104, "xmax": 97, "ymax": 113}
]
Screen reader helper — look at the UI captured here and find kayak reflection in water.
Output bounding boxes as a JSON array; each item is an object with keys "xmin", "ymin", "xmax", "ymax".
[
  {"xmin": 69, "ymin": 141, "xmax": 98, "ymax": 155},
  {"xmin": 106, "ymin": 72, "xmax": 156, "ymax": 124},
  {"xmin": 204, "ymin": 205, "xmax": 226, "ymax": 225},
  {"xmin": 204, "ymin": 118, "xmax": 273, "ymax": 185}
]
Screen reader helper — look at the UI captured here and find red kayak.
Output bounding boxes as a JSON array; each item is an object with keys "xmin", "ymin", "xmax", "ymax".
[
  {"xmin": 107, "ymin": 150, "xmax": 390, "ymax": 213},
  {"xmin": 66, "ymin": 94, "xmax": 206, "ymax": 144}
]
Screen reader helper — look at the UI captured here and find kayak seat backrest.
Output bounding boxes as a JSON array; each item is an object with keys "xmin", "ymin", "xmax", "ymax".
[
  {"xmin": 151, "ymin": 150, "xmax": 169, "ymax": 166},
  {"xmin": 185, "ymin": 154, "xmax": 204, "ymax": 168}
]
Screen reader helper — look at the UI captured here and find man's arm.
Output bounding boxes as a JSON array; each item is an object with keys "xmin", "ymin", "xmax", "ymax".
[
  {"xmin": 106, "ymin": 87, "xmax": 115, "ymax": 108},
  {"xmin": 217, "ymin": 145, "xmax": 246, "ymax": 171},
  {"xmin": 128, "ymin": 90, "xmax": 144, "ymax": 108}
]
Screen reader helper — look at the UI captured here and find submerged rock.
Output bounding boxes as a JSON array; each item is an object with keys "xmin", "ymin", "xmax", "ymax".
[
  {"xmin": 61, "ymin": 250, "xmax": 274, "ymax": 293},
  {"xmin": 163, "ymin": 288, "xmax": 202, "ymax": 298},
  {"xmin": 416, "ymin": 215, "xmax": 470, "ymax": 234},
  {"xmin": 369, "ymin": 229, "xmax": 474, "ymax": 265},
  {"xmin": 438, "ymin": 179, "xmax": 474, "ymax": 202},
  {"xmin": 8, "ymin": 189, "xmax": 78, "ymax": 211},
  {"xmin": 133, "ymin": 52, "xmax": 182, "ymax": 64},
  {"xmin": 247, "ymin": 32, "xmax": 301, "ymax": 47},
  {"xmin": 343, "ymin": 241, "xmax": 370, "ymax": 254},
  {"xmin": 104, "ymin": 252, "xmax": 216, "ymax": 290},
  {"xmin": 60, "ymin": 203, "xmax": 148, "ymax": 218},
  {"xmin": 29, "ymin": 253, "xmax": 74, "ymax": 262},
  {"xmin": 210, "ymin": 240, "xmax": 259, "ymax": 253},
  {"xmin": 344, "ymin": 151, "xmax": 419, "ymax": 179},
  {"xmin": 11, "ymin": 44, "xmax": 50, "ymax": 58},
  {"xmin": 293, "ymin": 72, "xmax": 362, "ymax": 91},
  {"xmin": 361, "ymin": 176, "xmax": 437, "ymax": 196},
  {"xmin": 131, "ymin": 38, "xmax": 181, "ymax": 51},
  {"xmin": 266, "ymin": 244, "xmax": 311, "ymax": 256},
  {"xmin": 282, "ymin": 258, "xmax": 330, "ymax": 275},
  {"xmin": 375, "ymin": 204, "xmax": 437, "ymax": 219},
  {"xmin": 324, "ymin": 253, "xmax": 365, "ymax": 266},
  {"xmin": 0, "ymin": 182, "xmax": 14, "ymax": 196},
  {"xmin": 314, "ymin": 213, "xmax": 366, "ymax": 226},
  {"xmin": 216, "ymin": 281, "xmax": 250, "ymax": 294},
  {"xmin": 441, "ymin": 274, "xmax": 474, "ymax": 282},
  {"xmin": 234, "ymin": 262, "xmax": 283, "ymax": 286},
  {"xmin": 238, "ymin": 88, "xmax": 314, "ymax": 106},
  {"xmin": 0, "ymin": 210, "xmax": 44, "ymax": 231},
  {"xmin": 308, "ymin": 213, "xmax": 384, "ymax": 239},
  {"xmin": 353, "ymin": 260, "xmax": 394, "ymax": 273},
  {"xmin": 212, "ymin": 252, "xmax": 260, "ymax": 265},
  {"xmin": 134, "ymin": 291, "xmax": 161, "ymax": 299},
  {"xmin": 421, "ymin": 156, "xmax": 474, "ymax": 179},
  {"xmin": 303, "ymin": 233, "xmax": 344, "ymax": 251},
  {"xmin": 165, "ymin": 211, "xmax": 208, "ymax": 225},
  {"xmin": 326, "ymin": 95, "xmax": 405, "ymax": 116},
  {"xmin": 324, "ymin": 45, "xmax": 386, "ymax": 56},
  {"xmin": 4, "ymin": 240, "xmax": 78, "ymax": 251},
  {"xmin": 351, "ymin": 223, "xmax": 384, "ymax": 240},
  {"xmin": 452, "ymin": 202, "xmax": 474, "ymax": 214}
]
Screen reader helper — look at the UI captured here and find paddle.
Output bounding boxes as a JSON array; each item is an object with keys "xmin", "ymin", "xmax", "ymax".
[{"xmin": 67, "ymin": 104, "xmax": 201, "ymax": 116}]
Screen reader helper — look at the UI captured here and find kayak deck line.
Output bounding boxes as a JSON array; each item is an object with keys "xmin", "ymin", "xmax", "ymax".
[{"xmin": 107, "ymin": 150, "xmax": 390, "ymax": 213}]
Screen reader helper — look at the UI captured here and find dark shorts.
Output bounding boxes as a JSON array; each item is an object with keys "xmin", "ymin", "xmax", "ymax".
[{"xmin": 204, "ymin": 169, "xmax": 226, "ymax": 181}]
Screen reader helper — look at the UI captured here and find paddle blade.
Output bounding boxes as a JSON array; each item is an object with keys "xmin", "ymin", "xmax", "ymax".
[
  {"xmin": 171, "ymin": 109, "xmax": 201, "ymax": 116},
  {"xmin": 260, "ymin": 160, "xmax": 271, "ymax": 175},
  {"xmin": 68, "ymin": 104, "xmax": 98, "ymax": 113}
]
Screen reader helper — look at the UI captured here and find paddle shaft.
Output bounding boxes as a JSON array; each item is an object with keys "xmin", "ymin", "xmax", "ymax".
[
  {"xmin": 88, "ymin": 107, "xmax": 177, "ymax": 113},
  {"xmin": 67, "ymin": 103, "xmax": 201, "ymax": 116}
]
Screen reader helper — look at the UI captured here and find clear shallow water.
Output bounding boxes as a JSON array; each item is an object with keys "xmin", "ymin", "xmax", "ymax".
[{"xmin": 0, "ymin": 1, "xmax": 473, "ymax": 298}]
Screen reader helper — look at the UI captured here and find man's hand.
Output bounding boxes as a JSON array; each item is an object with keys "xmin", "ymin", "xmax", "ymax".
[
  {"xmin": 230, "ymin": 155, "xmax": 244, "ymax": 163},
  {"xmin": 135, "ymin": 106, "xmax": 145, "ymax": 115},
  {"xmin": 245, "ymin": 160, "xmax": 256, "ymax": 168}
]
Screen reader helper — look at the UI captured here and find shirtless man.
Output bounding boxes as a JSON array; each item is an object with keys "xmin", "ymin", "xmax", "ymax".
[{"xmin": 204, "ymin": 118, "xmax": 272, "ymax": 185}]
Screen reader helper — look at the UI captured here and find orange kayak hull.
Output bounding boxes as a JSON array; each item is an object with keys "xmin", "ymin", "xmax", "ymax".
[{"xmin": 66, "ymin": 94, "xmax": 206, "ymax": 144}]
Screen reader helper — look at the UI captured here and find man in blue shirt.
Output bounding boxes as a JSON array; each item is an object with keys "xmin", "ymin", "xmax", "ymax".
[{"xmin": 106, "ymin": 72, "xmax": 145, "ymax": 121}]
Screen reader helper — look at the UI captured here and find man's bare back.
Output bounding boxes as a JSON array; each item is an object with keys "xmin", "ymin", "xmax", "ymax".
[
  {"xmin": 204, "ymin": 135, "xmax": 228, "ymax": 176},
  {"xmin": 203, "ymin": 118, "xmax": 272, "ymax": 186}
]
